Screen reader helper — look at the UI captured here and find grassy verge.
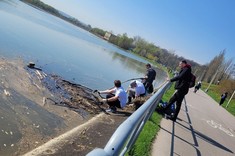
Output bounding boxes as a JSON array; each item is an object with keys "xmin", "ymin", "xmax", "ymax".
[
  {"xmin": 201, "ymin": 82, "xmax": 235, "ymax": 116},
  {"xmin": 127, "ymin": 84, "xmax": 175, "ymax": 156}
]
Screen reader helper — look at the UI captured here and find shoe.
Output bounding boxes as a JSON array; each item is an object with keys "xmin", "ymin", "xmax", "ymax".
[
  {"xmin": 165, "ymin": 114, "xmax": 176, "ymax": 122},
  {"xmin": 106, "ymin": 108, "xmax": 116, "ymax": 113},
  {"xmin": 169, "ymin": 117, "xmax": 176, "ymax": 122}
]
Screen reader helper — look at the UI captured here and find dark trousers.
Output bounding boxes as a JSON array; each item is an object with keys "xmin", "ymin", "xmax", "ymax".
[
  {"xmin": 219, "ymin": 98, "xmax": 225, "ymax": 105},
  {"xmin": 164, "ymin": 89, "xmax": 187, "ymax": 120},
  {"xmin": 144, "ymin": 82, "xmax": 153, "ymax": 94},
  {"xmin": 106, "ymin": 94, "xmax": 121, "ymax": 109}
]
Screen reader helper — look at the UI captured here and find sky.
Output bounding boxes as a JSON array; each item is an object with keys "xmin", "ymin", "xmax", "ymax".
[{"xmin": 40, "ymin": 0, "xmax": 235, "ymax": 65}]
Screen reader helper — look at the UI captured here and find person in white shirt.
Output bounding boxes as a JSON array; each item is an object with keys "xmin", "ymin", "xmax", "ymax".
[
  {"xmin": 99, "ymin": 80, "xmax": 127, "ymax": 113},
  {"xmin": 127, "ymin": 80, "xmax": 146, "ymax": 103}
]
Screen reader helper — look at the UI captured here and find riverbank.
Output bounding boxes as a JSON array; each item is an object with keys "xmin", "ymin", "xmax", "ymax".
[
  {"xmin": 0, "ymin": 58, "xmax": 85, "ymax": 155},
  {"xmin": 0, "ymin": 58, "xmax": 135, "ymax": 156}
]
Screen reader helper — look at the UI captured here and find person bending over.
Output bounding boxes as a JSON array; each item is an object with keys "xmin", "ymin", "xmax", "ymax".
[{"xmin": 127, "ymin": 80, "xmax": 146, "ymax": 103}]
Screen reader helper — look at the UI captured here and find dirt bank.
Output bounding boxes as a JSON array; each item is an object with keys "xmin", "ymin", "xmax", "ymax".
[{"xmin": 0, "ymin": 58, "xmax": 135, "ymax": 156}]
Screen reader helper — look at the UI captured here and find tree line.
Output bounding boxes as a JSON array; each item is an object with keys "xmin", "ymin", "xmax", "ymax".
[
  {"xmin": 21, "ymin": 0, "xmax": 235, "ymax": 98},
  {"xmin": 20, "ymin": 0, "xmax": 92, "ymax": 31},
  {"xmin": 91, "ymin": 28, "xmax": 235, "ymax": 95}
]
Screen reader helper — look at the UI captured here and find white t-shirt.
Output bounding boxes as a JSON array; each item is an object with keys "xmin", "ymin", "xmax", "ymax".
[
  {"xmin": 114, "ymin": 87, "xmax": 127, "ymax": 108},
  {"xmin": 135, "ymin": 80, "xmax": 146, "ymax": 96}
]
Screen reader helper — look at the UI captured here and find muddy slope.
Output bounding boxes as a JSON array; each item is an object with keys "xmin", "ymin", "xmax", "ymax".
[{"xmin": 0, "ymin": 58, "xmax": 108, "ymax": 156}]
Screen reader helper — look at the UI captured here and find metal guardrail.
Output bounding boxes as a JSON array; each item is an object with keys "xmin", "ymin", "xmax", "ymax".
[{"xmin": 87, "ymin": 81, "xmax": 172, "ymax": 156}]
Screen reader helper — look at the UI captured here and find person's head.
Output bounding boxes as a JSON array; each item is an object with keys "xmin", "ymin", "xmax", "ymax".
[
  {"xmin": 146, "ymin": 63, "xmax": 151, "ymax": 69},
  {"xmin": 130, "ymin": 80, "xmax": 137, "ymax": 88},
  {"xmin": 114, "ymin": 80, "xmax": 121, "ymax": 88},
  {"xmin": 179, "ymin": 60, "xmax": 187, "ymax": 68}
]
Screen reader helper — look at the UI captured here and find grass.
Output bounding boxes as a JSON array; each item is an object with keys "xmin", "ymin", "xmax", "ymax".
[
  {"xmin": 127, "ymin": 112, "xmax": 162, "ymax": 156},
  {"xmin": 201, "ymin": 82, "xmax": 235, "ymax": 116},
  {"xmin": 127, "ymin": 83, "xmax": 175, "ymax": 156}
]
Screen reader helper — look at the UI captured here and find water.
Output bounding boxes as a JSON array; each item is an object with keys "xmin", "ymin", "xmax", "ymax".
[
  {"xmin": 0, "ymin": 0, "xmax": 166, "ymax": 90},
  {"xmin": 0, "ymin": 1, "xmax": 167, "ymax": 155}
]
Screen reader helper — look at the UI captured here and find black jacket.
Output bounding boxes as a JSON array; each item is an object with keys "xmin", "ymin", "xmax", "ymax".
[
  {"xmin": 146, "ymin": 68, "xmax": 156, "ymax": 84},
  {"xmin": 171, "ymin": 64, "xmax": 191, "ymax": 92}
]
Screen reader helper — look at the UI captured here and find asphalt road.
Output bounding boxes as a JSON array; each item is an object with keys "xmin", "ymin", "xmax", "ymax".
[{"xmin": 151, "ymin": 89, "xmax": 235, "ymax": 156}]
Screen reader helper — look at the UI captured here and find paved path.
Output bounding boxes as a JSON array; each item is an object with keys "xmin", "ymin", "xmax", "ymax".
[{"xmin": 152, "ymin": 89, "xmax": 235, "ymax": 156}]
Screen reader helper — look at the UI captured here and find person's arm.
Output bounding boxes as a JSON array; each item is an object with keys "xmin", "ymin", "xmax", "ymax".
[
  {"xmin": 106, "ymin": 95, "xmax": 119, "ymax": 102},
  {"xmin": 144, "ymin": 70, "xmax": 150, "ymax": 79},
  {"xmin": 102, "ymin": 91, "xmax": 119, "ymax": 103},
  {"xmin": 99, "ymin": 88, "xmax": 115, "ymax": 94},
  {"xmin": 170, "ymin": 68, "xmax": 188, "ymax": 82},
  {"xmin": 135, "ymin": 87, "xmax": 140, "ymax": 97}
]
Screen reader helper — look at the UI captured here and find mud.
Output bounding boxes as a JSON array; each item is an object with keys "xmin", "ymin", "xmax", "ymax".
[
  {"xmin": 0, "ymin": 58, "xmax": 143, "ymax": 156},
  {"xmin": 0, "ymin": 58, "xmax": 105, "ymax": 156},
  {"xmin": 41, "ymin": 74, "xmax": 109, "ymax": 117}
]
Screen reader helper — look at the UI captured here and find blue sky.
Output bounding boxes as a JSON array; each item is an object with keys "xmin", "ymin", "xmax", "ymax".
[{"xmin": 41, "ymin": 0, "xmax": 235, "ymax": 65}]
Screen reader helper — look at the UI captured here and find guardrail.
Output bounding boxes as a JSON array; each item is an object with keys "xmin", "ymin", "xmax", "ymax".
[{"xmin": 87, "ymin": 81, "xmax": 172, "ymax": 156}]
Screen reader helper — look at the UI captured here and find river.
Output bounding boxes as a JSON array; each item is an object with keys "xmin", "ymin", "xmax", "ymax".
[
  {"xmin": 0, "ymin": 0, "xmax": 167, "ymax": 155},
  {"xmin": 0, "ymin": 0, "xmax": 166, "ymax": 90}
]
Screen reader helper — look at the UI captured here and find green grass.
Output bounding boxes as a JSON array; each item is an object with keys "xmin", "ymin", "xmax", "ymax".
[
  {"xmin": 127, "ymin": 84, "xmax": 175, "ymax": 156},
  {"xmin": 201, "ymin": 82, "xmax": 235, "ymax": 116},
  {"xmin": 127, "ymin": 113, "xmax": 162, "ymax": 156}
]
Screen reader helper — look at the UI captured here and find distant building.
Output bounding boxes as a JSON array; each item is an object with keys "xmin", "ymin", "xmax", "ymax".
[{"xmin": 104, "ymin": 32, "xmax": 112, "ymax": 40}]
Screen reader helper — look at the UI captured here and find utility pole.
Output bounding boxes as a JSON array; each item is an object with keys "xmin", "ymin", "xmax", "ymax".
[{"xmin": 226, "ymin": 90, "xmax": 235, "ymax": 108}]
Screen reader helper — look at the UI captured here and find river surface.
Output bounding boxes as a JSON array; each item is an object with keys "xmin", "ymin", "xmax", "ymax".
[
  {"xmin": 0, "ymin": 0, "xmax": 167, "ymax": 155},
  {"xmin": 0, "ymin": 0, "xmax": 166, "ymax": 90}
]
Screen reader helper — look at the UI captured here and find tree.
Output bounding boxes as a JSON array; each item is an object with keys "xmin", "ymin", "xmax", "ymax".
[
  {"xmin": 90, "ymin": 28, "xmax": 106, "ymax": 37},
  {"xmin": 217, "ymin": 58, "xmax": 233, "ymax": 82},
  {"xmin": 117, "ymin": 33, "xmax": 133, "ymax": 50},
  {"xmin": 203, "ymin": 50, "xmax": 225, "ymax": 83}
]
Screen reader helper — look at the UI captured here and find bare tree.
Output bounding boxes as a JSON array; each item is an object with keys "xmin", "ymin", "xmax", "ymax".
[
  {"xmin": 217, "ymin": 59, "xmax": 233, "ymax": 82},
  {"xmin": 204, "ymin": 50, "xmax": 225, "ymax": 83}
]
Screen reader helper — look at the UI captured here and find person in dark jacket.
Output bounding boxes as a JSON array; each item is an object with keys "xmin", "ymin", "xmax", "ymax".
[
  {"xmin": 143, "ymin": 63, "xmax": 156, "ymax": 94},
  {"xmin": 194, "ymin": 81, "xmax": 202, "ymax": 93},
  {"xmin": 164, "ymin": 60, "xmax": 192, "ymax": 121},
  {"xmin": 219, "ymin": 92, "xmax": 228, "ymax": 105}
]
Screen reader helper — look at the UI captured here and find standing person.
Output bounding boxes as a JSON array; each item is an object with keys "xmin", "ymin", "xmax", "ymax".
[
  {"xmin": 219, "ymin": 92, "xmax": 228, "ymax": 105},
  {"xmin": 194, "ymin": 81, "xmax": 202, "ymax": 93},
  {"xmin": 143, "ymin": 63, "xmax": 156, "ymax": 94},
  {"xmin": 127, "ymin": 80, "xmax": 146, "ymax": 103},
  {"xmin": 164, "ymin": 60, "xmax": 192, "ymax": 122},
  {"xmin": 98, "ymin": 80, "xmax": 127, "ymax": 113}
]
